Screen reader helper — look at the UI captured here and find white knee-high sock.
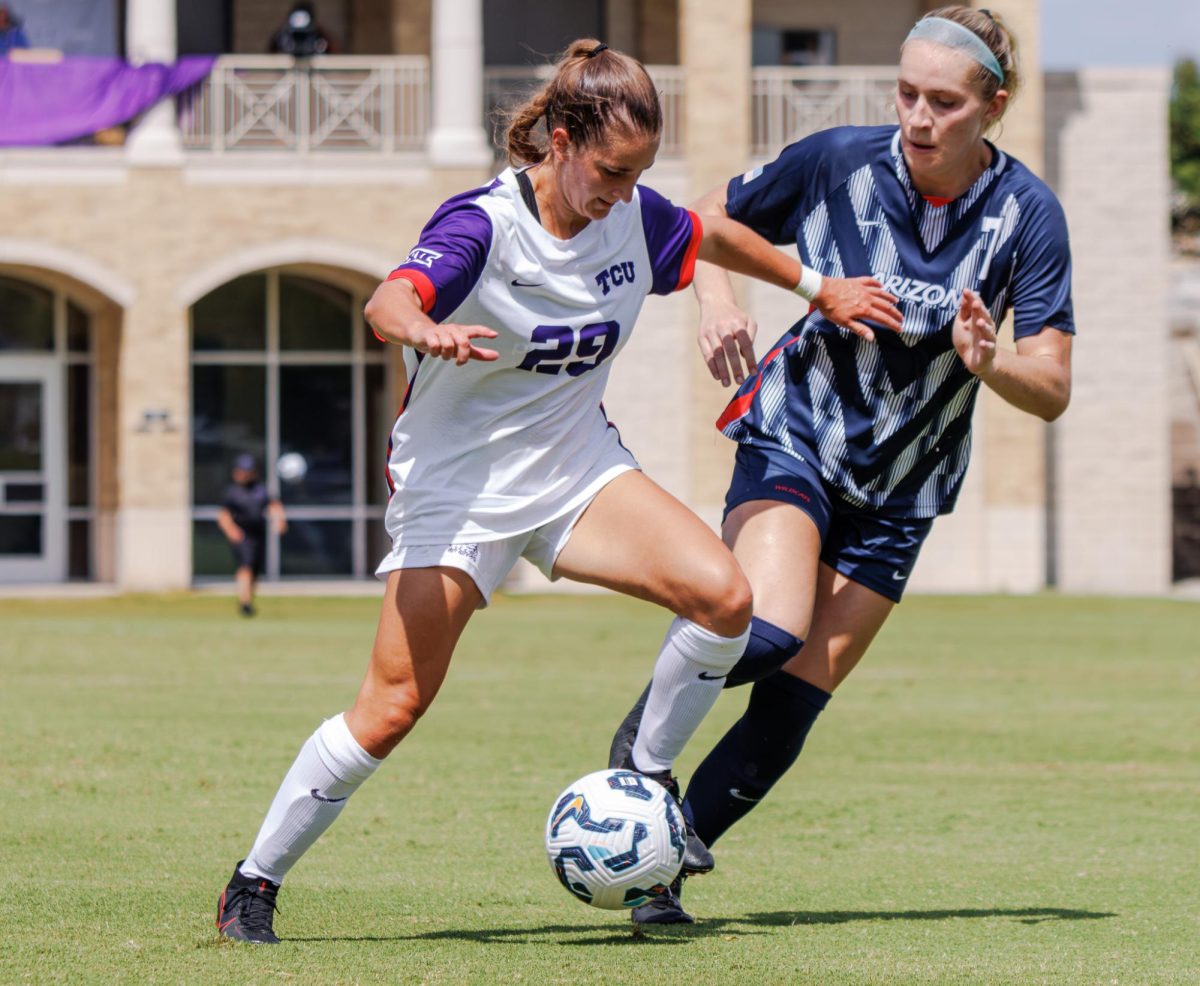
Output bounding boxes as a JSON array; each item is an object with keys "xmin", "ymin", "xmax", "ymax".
[
  {"xmin": 631, "ymin": 617, "xmax": 751, "ymax": 774},
  {"xmin": 240, "ymin": 713, "xmax": 381, "ymax": 884}
]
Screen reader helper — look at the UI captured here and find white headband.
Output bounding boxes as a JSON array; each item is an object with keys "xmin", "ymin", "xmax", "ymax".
[{"xmin": 905, "ymin": 16, "xmax": 1004, "ymax": 84}]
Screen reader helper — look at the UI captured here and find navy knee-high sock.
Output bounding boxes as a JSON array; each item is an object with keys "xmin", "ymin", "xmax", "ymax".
[
  {"xmin": 724, "ymin": 616, "xmax": 804, "ymax": 688},
  {"xmin": 683, "ymin": 670, "xmax": 831, "ymax": 847}
]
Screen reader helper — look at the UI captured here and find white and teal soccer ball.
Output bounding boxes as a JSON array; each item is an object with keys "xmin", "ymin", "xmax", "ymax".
[{"xmin": 545, "ymin": 768, "xmax": 686, "ymax": 910}]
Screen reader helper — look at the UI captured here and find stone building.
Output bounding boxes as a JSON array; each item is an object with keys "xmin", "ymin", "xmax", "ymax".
[{"xmin": 0, "ymin": 0, "xmax": 1172, "ymax": 594}]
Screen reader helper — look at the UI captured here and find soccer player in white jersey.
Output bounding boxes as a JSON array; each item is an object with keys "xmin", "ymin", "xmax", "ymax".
[
  {"xmin": 215, "ymin": 39, "xmax": 900, "ymax": 943},
  {"xmin": 609, "ymin": 6, "xmax": 1077, "ymax": 923}
]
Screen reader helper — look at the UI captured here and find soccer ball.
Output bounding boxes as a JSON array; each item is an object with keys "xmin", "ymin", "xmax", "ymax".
[
  {"xmin": 545, "ymin": 768, "xmax": 686, "ymax": 910},
  {"xmin": 276, "ymin": 451, "xmax": 307, "ymax": 483}
]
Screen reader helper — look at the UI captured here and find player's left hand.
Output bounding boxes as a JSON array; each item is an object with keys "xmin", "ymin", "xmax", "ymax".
[
  {"xmin": 812, "ymin": 276, "xmax": 903, "ymax": 342},
  {"xmin": 953, "ymin": 289, "xmax": 998, "ymax": 376}
]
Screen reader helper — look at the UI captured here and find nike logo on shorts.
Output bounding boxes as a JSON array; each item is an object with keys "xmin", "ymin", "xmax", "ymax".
[
  {"xmin": 729, "ymin": 788, "xmax": 760, "ymax": 802},
  {"xmin": 698, "ymin": 671, "xmax": 728, "ymax": 681},
  {"xmin": 310, "ymin": 788, "xmax": 348, "ymax": 804}
]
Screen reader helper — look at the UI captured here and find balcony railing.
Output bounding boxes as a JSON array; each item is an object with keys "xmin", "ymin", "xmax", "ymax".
[
  {"xmin": 752, "ymin": 67, "xmax": 897, "ymax": 158},
  {"xmin": 176, "ymin": 57, "xmax": 893, "ymax": 161},
  {"xmin": 179, "ymin": 55, "xmax": 430, "ymax": 154},
  {"xmin": 484, "ymin": 65, "xmax": 685, "ymax": 159}
]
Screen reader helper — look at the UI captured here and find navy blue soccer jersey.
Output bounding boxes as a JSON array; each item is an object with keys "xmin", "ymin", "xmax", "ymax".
[{"xmin": 717, "ymin": 125, "xmax": 1075, "ymax": 517}]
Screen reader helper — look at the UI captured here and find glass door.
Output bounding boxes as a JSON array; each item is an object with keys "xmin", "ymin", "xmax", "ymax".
[{"xmin": 0, "ymin": 359, "xmax": 64, "ymax": 582}]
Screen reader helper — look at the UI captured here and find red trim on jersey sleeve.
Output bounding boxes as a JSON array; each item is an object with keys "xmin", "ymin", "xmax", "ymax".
[
  {"xmin": 387, "ymin": 268, "xmax": 437, "ymax": 313},
  {"xmin": 675, "ymin": 210, "xmax": 703, "ymax": 292}
]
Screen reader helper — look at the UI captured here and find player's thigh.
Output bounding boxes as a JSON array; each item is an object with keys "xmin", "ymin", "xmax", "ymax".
[
  {"xmin": 782, "ymin": 562, "xmax": 894, "ymax": 692},
  {"xmin": 722, "ymin": 498, "xmax": 823, "ymax": 640},
  {"xmin": 347, "ymin": 566, "xmax": 482, "ymax": 755},
  {"xmin": 551, "ymin": 470, "xmax": 751, "ymax": 634}
]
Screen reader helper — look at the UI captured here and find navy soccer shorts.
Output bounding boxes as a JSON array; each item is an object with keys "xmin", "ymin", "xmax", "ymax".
[{"xmin": 723, "ymin": 444, "xmax": 934, "ymax": 603}]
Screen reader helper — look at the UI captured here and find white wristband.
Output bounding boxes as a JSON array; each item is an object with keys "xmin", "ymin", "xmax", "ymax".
[{"xmin": 793, "ymin": 266, "xmax": 823, "ymax": 303}]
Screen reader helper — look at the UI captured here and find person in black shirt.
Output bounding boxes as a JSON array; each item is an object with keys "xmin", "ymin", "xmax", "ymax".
[
  {"xmin": 217, "ymin": 454, "xmax": 287, "ymax": 616},
  {"xmin": 268, "ymin": 1, "xmax": 333, "ymax": 57}
]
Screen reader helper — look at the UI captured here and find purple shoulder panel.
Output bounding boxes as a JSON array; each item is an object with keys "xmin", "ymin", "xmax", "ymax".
[
  {"xmin": 391, "ymin": 180, "xmax": 500, "ymax": 322},
  {"xmin": 638, "ymin": 184, "xmax": 700, "ymax": 295}
]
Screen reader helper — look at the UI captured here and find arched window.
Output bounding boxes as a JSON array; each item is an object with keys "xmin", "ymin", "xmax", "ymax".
[
  {"xmin": 190, "ymin": 270, "xmax": 393, "ymax": 579},
  {"xmin": 0, "ymin": 275, "xmax": 96, "ymax": 582}
]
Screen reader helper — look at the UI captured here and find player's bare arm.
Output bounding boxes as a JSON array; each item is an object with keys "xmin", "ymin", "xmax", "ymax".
[
  {"xmin": 364, "ymin": 277, "xmax": 499, "ymax": 365},
  {"xmin": 954, "ymin": 288, "xmax": 1072, "ymax": 421},
  {"xmin": 216, "ymin": 508, "xmax": 244, "ymax": 544},
  {"xmin": 691, "ymin": 185, "xmax": 903, "ymax": 385}
]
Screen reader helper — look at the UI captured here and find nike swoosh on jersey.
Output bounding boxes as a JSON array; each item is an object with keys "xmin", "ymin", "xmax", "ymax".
[
  {"xmin": 310, "ymin": 788, "xmax": 348, "ymax": 804},
  {"xmin": 891, "ymin": 571, "xmax": 908, "ymax": 581},
  {"xmin": 510, "ymin": 278, "xmax": 545, "ymax": 288}
]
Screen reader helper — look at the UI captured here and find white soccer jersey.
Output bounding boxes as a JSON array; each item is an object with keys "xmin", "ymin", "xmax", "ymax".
[{"xmin": 382, "ymin": 167, "xmax": 701, "ymax": 546}]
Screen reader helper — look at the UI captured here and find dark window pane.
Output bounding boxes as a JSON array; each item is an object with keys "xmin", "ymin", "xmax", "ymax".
[
  {"xmin": 0, "ymin": 277, "xmax": 54, "ymax": 351},
  {"xmin": 0, "ymin": 382, "xmax": 43, "ymax": 470},
  {"xmin": 365, "ymin": 515, "xmax": 390, "ymax": 570},
  {"xmin": 5, "ymin": 483, "xmax": 44, "ymax": 503},
  {"xmin": 193, "ymin": 518, "xmax": 236, "ymax": 577},
  {"xmin": 192, "ymin": 364, "xmax": 266, "ymax": 504},
  {"xmin": 68, "ymin": 365, "xmax": 91, "ymax": 507},
  {"xmin": 67, "ymin": 301, "xmax": 90, "ymax": 352},
  {"xmin": 279, "ymin": 276, "xmax": 352, "ymax": 351},
  {"xmin": 364, "ymin": 364, "xmax": 391, "ymax": 506},
  {"xmin": 280, "ymin": 520, "xmax": 353, "ymax": 576},
  {"xmin": 68, "ymin": 519, "xmax": 91, "ymax": 579},
  {"xmin": 279, "ymin": 365, "xmax": 352, "ymax": 504},
  {"xmin": 0, "ymin": 515, "xmax": 42, "ymax": 555},
  {"xmin": 192, "ymin": 275, "xmax": 267, "ymax": 351}
]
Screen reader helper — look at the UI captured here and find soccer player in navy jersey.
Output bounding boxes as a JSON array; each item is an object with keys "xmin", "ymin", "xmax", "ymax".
[
  {"xmin": 610, "ymin": 5, "xmax": 1075, "ymax": 924},
  {"xmin": 215, "ymin": 39, "xmax": 897, "ymax": 943}
]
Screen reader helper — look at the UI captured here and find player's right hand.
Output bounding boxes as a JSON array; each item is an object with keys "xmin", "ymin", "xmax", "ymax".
[
  {"xmin": 411, "ymin": 323, "xmax": 500, "ymax": 365},
  {"xmin": 813, "ymin": 276, "xmax": 903, "ymax": 342},
  {"xmin": 698, "ymin": 298, "xmax": 758, "ymax": 387}
]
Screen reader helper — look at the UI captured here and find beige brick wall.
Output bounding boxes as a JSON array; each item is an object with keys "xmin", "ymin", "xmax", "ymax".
[{"xmin": 1045, "ymin": 68, "xmax": 1172, "ymax": 593}]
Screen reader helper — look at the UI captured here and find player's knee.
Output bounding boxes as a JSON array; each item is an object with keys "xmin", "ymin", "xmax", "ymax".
[
  {"xmin": 368, "ymin": 685, "xmax": 430, "ymax": 745},
  {"xmin": 687, "ymin": 558, "xmax": 752, "ymax": 637}
]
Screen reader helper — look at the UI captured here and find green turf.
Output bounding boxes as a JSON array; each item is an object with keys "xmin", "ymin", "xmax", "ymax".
[{"xmin": 1, "ymin": 592, "xmax": 1197, "ymax": 984}]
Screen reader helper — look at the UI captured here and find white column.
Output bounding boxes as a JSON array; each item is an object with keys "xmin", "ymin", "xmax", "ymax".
[
  {"xmin": 125, "ymin": 0, "xmax": 184, "ymax": 165},
  {"xmin": 427, "ymin": 0, "xmax": 492, "ymax": 168}
]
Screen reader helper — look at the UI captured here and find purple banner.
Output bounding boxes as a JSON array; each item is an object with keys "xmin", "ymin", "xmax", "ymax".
[{"xmin": 0, "ymin": 55, "xmax": 215, "ymax": 147}]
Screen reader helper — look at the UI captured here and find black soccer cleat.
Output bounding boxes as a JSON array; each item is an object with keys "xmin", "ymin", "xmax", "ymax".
[
  {"xmin": 607, "ymin": 682, "xmax": 650, "ymax": 770},
  {"xmin": 216, "ymin": 862, "xmax": 281, "ymax": 944},
  {"xmin": 632, "ymin": 874, "xmax": 694, "ymax": 925},
  {"xmin": 616, "ymin": 755, "xmax": 715, "ymax": 876}
]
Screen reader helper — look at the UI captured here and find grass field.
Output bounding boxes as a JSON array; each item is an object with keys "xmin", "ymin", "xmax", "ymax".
[{"xmin": 2, "ymin": 592, "xmax": 1198, "ymax": 985}]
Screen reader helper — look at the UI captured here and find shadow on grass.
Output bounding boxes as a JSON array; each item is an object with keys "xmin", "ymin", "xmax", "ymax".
[
  {"xmin": 284, "ymin": 923, "xmax": 715, "ymax": 946},
  {"xmin": 746, "ymin": 907, "xmax": 1117, "ymax": 927},
  {"xmin": 279, "ymin": 905, "xmax": 1115, "ymax": 946}
]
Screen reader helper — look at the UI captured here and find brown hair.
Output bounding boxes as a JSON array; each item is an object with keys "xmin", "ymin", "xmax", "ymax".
[
  {"xmin": 916, "ymin": 5, "xmax": 1021, "ymax": 105},
  {"xmin": 504, "ymin": 39, "xmax": 663, "ymax": 166}
]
